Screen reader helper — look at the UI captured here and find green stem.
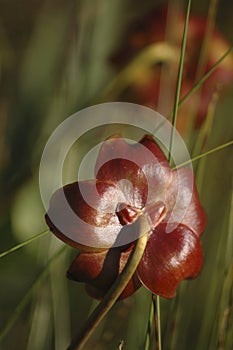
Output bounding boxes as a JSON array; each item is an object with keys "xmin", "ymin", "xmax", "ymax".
[
  {"xmin": 67, "ymin": 218, "xmax": 149, "ymax": 350},
  {"xmin": 153, "ymin": 3, "xmax": 192, "ymax": 349},
  {"xmin": 168, "ymin": 0, "xmax": 191, "ymax": 163},
  {"xmin": 178, "ymin": 46, "xmax": 233, "ymax": 113},
  {"xmin": 173, "ymin": 139, "xmax": 233, "ymax": 169},
  {"xmin": 0, "ymin": 229, "xmax": 49, "ymax": 258},
  {"xmin": 153, "ymin": 45, "xmax": 233, "ymax": 137},
  {"xmin": 144, "ymin": 295, "xmax": 155, "ymax": 350},
  {"xmin": 155, "ymin": 295, "xmax": 162, "ymax": 350}
]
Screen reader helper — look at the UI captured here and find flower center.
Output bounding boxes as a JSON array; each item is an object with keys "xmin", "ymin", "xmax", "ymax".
[{"xmin": 116, "ymin": 203, "xmax": 142, "ymax": 226}]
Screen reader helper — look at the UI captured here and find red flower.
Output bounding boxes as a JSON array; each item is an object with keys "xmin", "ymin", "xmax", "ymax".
[{"xmin": 45, "ymin": 134, "xmax": 206, "ymax": 299}]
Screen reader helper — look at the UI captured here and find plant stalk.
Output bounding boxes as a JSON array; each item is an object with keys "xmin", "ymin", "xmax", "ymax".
[{"xmin": 67, "ymin": 218, "xmax": 149, "ymax": 350}]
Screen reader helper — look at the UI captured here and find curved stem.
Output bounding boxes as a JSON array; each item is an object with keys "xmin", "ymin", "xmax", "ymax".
[{"xmin": 67, "ymin": 218, "xmax": 149, "ymax": 350}]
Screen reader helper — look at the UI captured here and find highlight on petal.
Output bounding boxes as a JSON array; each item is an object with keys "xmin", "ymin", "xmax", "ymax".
[
  {"xmin": 67, "ymin": 248, "xmax": 141, "ymax": 300},
  {"xmin": 137, "ymin": 223, "xmax": 203, "ymax": 298},
  {"xmin": 95, "ymin": 134, "xmax": 172, "ymax": 208},
  {"xmin": 45, "ymin": 180, "xmax": 125, "ymax": 251},
  {"xmin": 164, "ymin": 168, "xmax": 206, "ymax": 236}
]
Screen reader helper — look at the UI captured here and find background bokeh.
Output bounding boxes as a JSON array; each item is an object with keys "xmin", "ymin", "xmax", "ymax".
[{"xmin": 0, "ymin": 0, "xmax": 233, "ymax": 349}]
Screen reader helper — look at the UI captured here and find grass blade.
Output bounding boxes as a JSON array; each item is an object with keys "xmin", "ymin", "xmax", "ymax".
[
  {"xmin": 0, "ymin": 230, "xmax": 49, "ymax": 258},
  {"xmin": 0, "ymin": 246, "xmax": 66, "ymax": 343},
  {"xmin": 168, "ymin": 0, "xmax": 192, "ymax": 163}
]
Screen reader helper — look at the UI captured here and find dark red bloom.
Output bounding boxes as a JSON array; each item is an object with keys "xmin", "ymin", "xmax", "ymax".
[
  {"xmin": 45, "ymin": 134, "xmax": 206, "ymax": 299},
  {"xmin": 111, "ymin": 6, "xmax": 233, "ymax": 131}
]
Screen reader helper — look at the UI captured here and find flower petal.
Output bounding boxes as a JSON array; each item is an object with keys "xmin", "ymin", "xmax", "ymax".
[
  {"xmin": 95, "ymin": 134, "xmax": 172, "ymax": 208},
  {"xmin": 45, "ymin": 180, "xmax": 125, "ymax": 251},
  {"xmin": 137, "ymin": 223, "xmax": 203, "ymax": 298},
  {"xmin": 67, "ymin": 248, "xmax": 141, "ymax": 300},
  {"xmin": 164, "ymin": 168, "xmax": 206, "ymax": 236}
]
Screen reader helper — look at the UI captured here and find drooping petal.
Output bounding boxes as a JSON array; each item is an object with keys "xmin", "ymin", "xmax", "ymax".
[
  {"xmin": 67, "ymin": 248, "xmax": 141, "ymax": 300},
  {"xmin": 45, "ymin": 180, "xmax": 125, "ymax": 251},
  {"xmin": 95, "ymin": 134, "xmax": 172, "ymax": 208},
  {"xmin": 137, "ymin": 223, "xmax": 203, "ymax": 298},
  {"xmin": 164, "ymin": 168, "xmax": 206, "ymax": 236}
]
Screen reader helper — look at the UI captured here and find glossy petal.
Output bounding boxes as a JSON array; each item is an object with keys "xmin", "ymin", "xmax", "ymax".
[
  {"xmin": 164, "ymin": 168, "xmax": 206, "ymax": 236},
  {"xmin": 45, "ymin": 132, "xmax": 206, "ymax": 300},
  {"xmin": 67, "ymin": 248, "xmax": 141, "ymax": 300},
  {"xmin": 45, "ymin": 180, "xmax": 125, "ymax": 251},
  {"xmin": 95, "ymin": 134, "xmax": 172, "ymax": 208},
  {"xmin": 137, "ymin": 223, "xmax": 203, "ymax": 298}
]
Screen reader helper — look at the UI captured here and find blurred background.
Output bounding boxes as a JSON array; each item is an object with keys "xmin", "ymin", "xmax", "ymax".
[{"xmin": 0, "ymin": 0, "xmax": 233, "ymax": 349}]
